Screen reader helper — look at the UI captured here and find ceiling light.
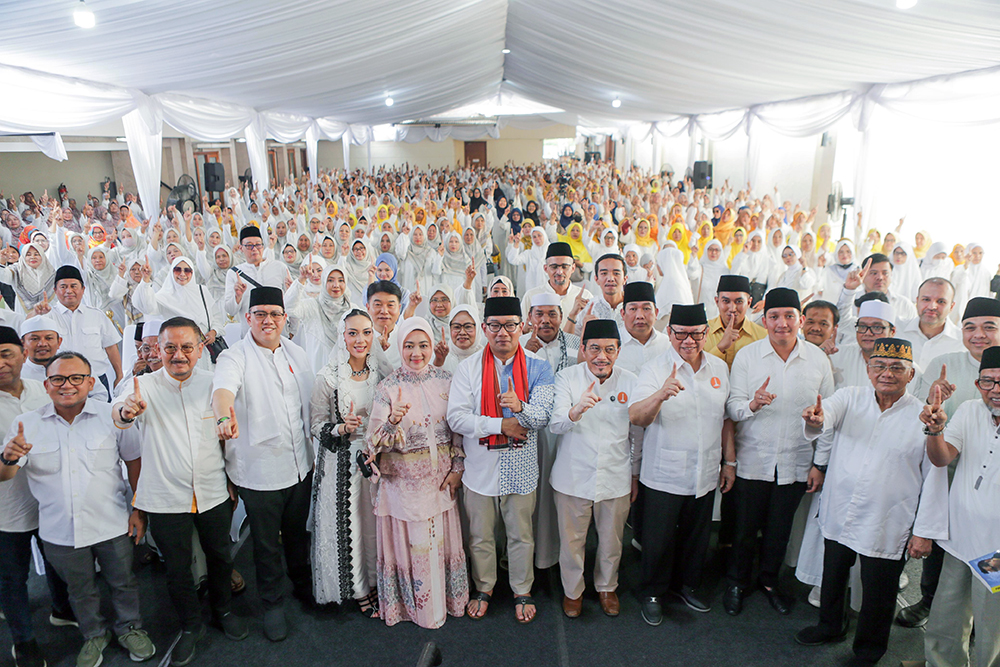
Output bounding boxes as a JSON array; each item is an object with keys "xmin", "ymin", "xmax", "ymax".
[
  {"xmin": 73, "ymin": 0, "xmax": 95, "ymax": 28},
  {"xmin": 502, "ymin": 48, "xmax": 510, "ymax": 54},
  {"xmin": 896, "ymin": 0, "xmax": 917, "ymax": 7},
  {"xmin": 612, "ymin": 97, "xmax": 622, "ymax": 108},
  {"xmin": 115, "ymin": 137, "xmax": 127, "ymax": 142},
  {"xmin": 385, "ymin": 96, "xmax": 394, "ymax": 107}
]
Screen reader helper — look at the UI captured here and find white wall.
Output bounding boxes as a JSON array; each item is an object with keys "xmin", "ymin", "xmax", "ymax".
[
  {"xmin": 709, "ymin": 132, "xmax": 748, "ymax": 193},
  {"xmin": 0, "ymin": 149, "xmax": 117, "ymax": 202}
]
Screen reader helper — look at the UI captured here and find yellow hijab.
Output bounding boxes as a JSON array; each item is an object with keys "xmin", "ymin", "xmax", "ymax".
[
  {"xmin": 913, "ymin": 231, "xmax": 932, "ymax": 259},
  {"xmin": 727, "ymin": 228, "xmax": 746, "ymax": 267},
  {"xmin": 558, "ymin": 222, "xmax": 593, "ymax": 263},
  {"xmin": 666, "ymin": 221, "xmax": 690, "ymax": 262},
  {"xmin": 695, "ymin": 221, "xmax": 715, "ymax": 258}
]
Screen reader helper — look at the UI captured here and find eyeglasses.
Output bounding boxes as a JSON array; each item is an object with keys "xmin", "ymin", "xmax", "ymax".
[
  {"xmin": 242, "ymin": 242, "xmax": 264, "ymax": 250},
  {"xmin": 46, "ymin": 374, "xmax": 90, "ymax": 387},
  {"xmin": 669, "ymin": 327, "xmax": 707, "ymax": 341},
  {"xmin": 250, "ymin": 310, "xmax": 286, "ymax": 322},
  {"xmin": 546, "ymin": 262, "xmax": 573, "ymax": 272},
  {"xmin": 430, "ymin": 297, "xmax": 451, "ymax": 304},
  {"xmin": 855, "ymin": 323, "xmax": 888, "ymax": 335},
  {"xmin": 976, "ymin": 377, "xmax": 1000, "ymax": 391},
  {"xmin": 172, "ymin": 266, "xmax": 193, "ymax": 275},
  {"xmin": 868, "ymin": 362, "xmax": 910, "ymax": 375},
  {"xmin": 450, "ymin": 323, "xmax": 477, "ymax": 333},
  {"xmin": 162, "ymin": 344, "xmax": 198, "ymax": 355},
  {"xmin": 484, "ymin": 321, "xmax": 522, "ymax": 333}
]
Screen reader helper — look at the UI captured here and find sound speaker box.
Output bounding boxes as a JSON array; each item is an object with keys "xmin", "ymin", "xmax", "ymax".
[
  {"xmin": 204, "ymin": 162, "xmax": 225, "ymax": 192},
  {"xmin": 693, "ymin": 161, "xmax": 712, "ymax": 189}
]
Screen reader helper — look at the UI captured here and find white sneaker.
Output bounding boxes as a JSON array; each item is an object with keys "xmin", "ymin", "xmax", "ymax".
[
  {"xmin": 899, "ymin": 571, "xmax": 909, "ymax": 591},
  {"xmin": 808, "ymin": 586, "xmax": 821, "ymax": 608}
]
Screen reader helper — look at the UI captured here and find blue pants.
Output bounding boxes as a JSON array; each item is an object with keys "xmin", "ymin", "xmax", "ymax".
[{"xmin": 0, "ymin": 529, "xmax": 72, "ymax": 644}]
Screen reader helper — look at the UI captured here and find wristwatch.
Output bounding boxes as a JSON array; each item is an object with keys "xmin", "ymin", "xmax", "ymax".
[
  {"xmin": 812, "ymin": 464, "xmax": 828, "ymax": 474},
  {"xmin": 1, "ymin": 452, "xmax": 18, "ymax": 466},
  {"xmin": 722, "ymin": 460, "xmax": 738, "ymax": 468},
  {"xmin": 922, "ymin": 425, "xmax": 944, "ymax": 436}
]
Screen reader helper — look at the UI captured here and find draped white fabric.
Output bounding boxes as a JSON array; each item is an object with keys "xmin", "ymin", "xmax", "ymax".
[
  {"xmin": 394, "ymin": 124, "xmax": 502, "ymax": 143},
  {"xmin": 29, "ymin": 133, "xmax": 67, "ymax": 162},
  {"xmin": 121, "ymin": 98, "xmax": 163, "ymax": 220}
]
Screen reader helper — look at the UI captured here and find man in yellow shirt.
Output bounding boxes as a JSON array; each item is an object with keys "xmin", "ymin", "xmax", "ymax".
[{"xmin": 704, "ymin": 275, "xmax": 767, "ymax": 369}]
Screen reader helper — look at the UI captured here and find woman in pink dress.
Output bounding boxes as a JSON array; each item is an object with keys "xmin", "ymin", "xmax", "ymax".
[{"xmin": 365, "ymin": 316, "xmax": 469, "ymax": 628}]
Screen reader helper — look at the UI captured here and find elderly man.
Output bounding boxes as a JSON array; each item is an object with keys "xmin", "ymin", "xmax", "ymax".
[
  {"xmin": 830, "ymin": 299, "xmax": 896, "ymax": 389},
  {"xmin": 224, "ymin": 226, "xmax": 291, "ymax": 334},
  {"xmin": 212, "ymin": 287, "xmax": 314, "ymax": 642},
  {"xmin": 114, "ymin": 318, "xmax": 248, "ymax": 665},
  {"xmin": 549, "ymin": 319, "xmax": 635, "ymax": 619},
  {"xmin": 795, "ymin": 338, "xmax": 947, "ymax": 664},
  {"xmin": 0, "ymin": 352, "xmax": 152, "ymax": 667},
  {"xmin": 447, "ymin": 296, "xmax": 555, "ymax": 624},
  {"xmin": 905, "ymin": 345, "xmax": 1000, "ymax": 667},
  {"xmin": 896, "ymin": 278, "xmax": 964, "ymax": 368},
  {"xmin": 704, "ymin": 275, "xmax": 767, "ymax": 369},
  {"xmin": 630, "ymin": 304, "xmax": 734, "ymax": 625},
  {"xmin": 520, "ymin": 292, "xmax": 579, "ymax": 571},
  {"xmin": 724, "ymin": 287, "xmax": 835, "ymax": 616},
  {"xmin": 520, "ymin": 241, "xmax": 593, "ymax": 324},
  {"xmin": 896, "ymin": 296, "xmax": 1000, "ymax": 628},
  {"xmin": 838, "ymin": 253, "xmax": 918, "ymax": 329}
]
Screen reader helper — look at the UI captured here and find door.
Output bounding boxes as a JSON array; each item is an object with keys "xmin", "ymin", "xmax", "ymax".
[
  {"xmin": 464, "ymin": 141, "xmax": 487, "ymax": 168},
  {"xmin": 193, "ymin": 150, "xmax": 220, "ymax": 198},
  {"xmin": 286, "ymin": 148, "xmax": 298, "ymax": 177},
  {"xmin": 267, "ymin": 149, "xmax": 278, "ymax": 186}
]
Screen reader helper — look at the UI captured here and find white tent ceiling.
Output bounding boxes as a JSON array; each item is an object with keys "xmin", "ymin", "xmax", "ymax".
[{"xmin": 1, "ymin": 0, "xmax": 999, "ymax": 125}]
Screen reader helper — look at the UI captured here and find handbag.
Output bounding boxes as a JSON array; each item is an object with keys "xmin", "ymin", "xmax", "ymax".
[{"xmin": 199, "ymin": 286, "xmax": 229, "ymax": 363}]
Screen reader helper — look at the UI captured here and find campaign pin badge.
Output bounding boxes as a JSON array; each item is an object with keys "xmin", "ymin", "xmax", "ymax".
[
  {"xmin": 710, "ymin": 377, "xmax": 721, "ymax": 389},
  {"xmin": 617, "ymin": 391, "xmax": 628, "ymax": 403}
]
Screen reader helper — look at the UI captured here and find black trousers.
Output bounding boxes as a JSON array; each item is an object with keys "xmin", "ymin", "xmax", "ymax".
[
  {"xmin": 147, "ymin": 501, "xmax": 235, "ymax": 631},
  {"xmin": 819, "ymin": 539, "xmax": 906, "ymax": 663},
  {"xmin": 238, "ymin": 472, "xmax": 312, "ymax": 609},
  {"xmin": 726, "ymin": 477, "xmax": 806, "ymax": 589},
  {"xmin": 639, "ymin": 486, "xmax": 714, "ymax": 598},
  {"xmin": 918, "ymin": 540, "xmax": 945, "ymax": 603}
]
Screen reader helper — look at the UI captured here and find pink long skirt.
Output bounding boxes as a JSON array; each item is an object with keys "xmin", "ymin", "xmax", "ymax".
[{"xmin": 376, "ymin": 506, "xmax": 469, "ymax": 628}]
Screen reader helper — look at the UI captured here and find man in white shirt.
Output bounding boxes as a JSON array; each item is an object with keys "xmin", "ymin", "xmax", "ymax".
[
  {"xmin": 897, "ymin": 278, "xmax": 964, "ymax": 369},
  {"xmin": 830, "ymin": 298, "xmax": 895, "ymax": 389},
  {"xmin": 368, "ymin": 281, "xmax": 403, "ymax": 369},
  {"xmin": 837, "ymin": 253, "xmax": 918, "ymax": 330},
  {"xmin": 0, "ymin": 326, "xmax": 73, "ymax": 667},
  {"xmin": 912, "ymin": 346, "xmax": 1000, "ymax": 667},
  {"xmin": 520, "ymin": 242, "xmax": 592, "ymax": 327},
  {"xmin": 0, "ymin": 351, "xmax": 153, "ymax": 667},
  {"xmin": 113, "ymin": 317, "xmax": 248, "ymax": 664},
  {"xmin": 616, "ymin": 282, "xmax": 670, "ymax": 376},
  {"xmin": 724, "ymin": 287, "xmax": 835, "ymax": 616},
  {"xmin": 574, "ymin": 254, "xmax": 626, "ymax": 337},
  {"xmin": 19, "ymin": 315, "xmax": 63, "ymax": 384},
  {"xmin": 224, "ymin": 226, "xmax": 291, "ymax": 335},
  {"xmin": 795, "ymin": 337, "xmax": 947, "ymax": 664},
  {"xmin": 801, "ymin": 300, "xmax": 839, "ymax": 354},
  {"xmin": 212, "ymin": 287, "xmax": 314, "ymax": 642},
  {"xmin": 629, "ymin": 304, "xmax": 734, "ymax": 625},
  {"xmin": 447, "ymin": 296, "xmax": 555, "ymax": 624},
  {"xmin": 520, "ymin": 292, "xmax": 579, "ymax": 571},
  {"xmin": 549, "ymin": 319, "xmax": 635, "ymax": 619},
  {"xmin": 31, "ymin": 265, "xmax": 123, "ymax": 400}
]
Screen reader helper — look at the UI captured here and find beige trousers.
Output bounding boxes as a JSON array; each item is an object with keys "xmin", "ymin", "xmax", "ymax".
[
  {"xmin": 925, "ymin": 551, "xmax": 1000, "ymax": 667},
  {"xmin": 463, "ymin": 487, "xmax": 536, "ymax": 596},
  {"xmin": 553, "ymin": 490, "xmax": 630, "ymax": 599}
]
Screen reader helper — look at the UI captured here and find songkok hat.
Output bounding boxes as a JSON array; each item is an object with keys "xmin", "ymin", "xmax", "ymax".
[
  {"xmin": 483, "ymin": 296, "xmax": 521, "ymax": 318},
  {"xmin": 623, "ymin": 282, "xmax": 656, "ymax": 305},
  {"xmin": 670, "ymin": 304, "xmax": 708, "ymax": 327},
  {"xmin": 248, "ymin": 286, "xmax": 284, "ymax": 309},
  {"xmin": 582, "ymin": 319, "xmax": 620, "ymax": 341},
  {"xmin": 239, "ymin": 225, "xmax": 262, "ymax": 241},
  {"xmin": 963, "ymin": 297, "xmax": 1000, "ymax": 320},
  {"xmin": 854, "ymin": 290, "xmax": 889, "ymax": 308},
  {"xmin": 530, "ymin": 293, "xmax": 561, "ymax": 309},
  {"xmin": 133, "ymin": 322, "xmax": 144, "ymax": 341},
  {"xmin": 763, "ymin": 287, "xmax": 801, "ymax": 313},
  {"xmin": 717, "ymin": 275, "xmax": 751, "ymax": 294},
  {"xmin": 0, "ymin": 326, "xmax": 21, "ymax": 347},
  {"xmin": 546, "ymin": 242, "xmax": 573, "ymax": 259},
  {"xmin": 142, "ymin": 318, "xmax": 165, "ymax": 338},
  {"xmin": 871, "ymin": 337, "xmax": 913, "ymax": 361},
  {"xmin": 979, "ymin": 346, "xmax": 1000, "ymax": 372},
  {"xmin": 20, "ymin": 315, "xmax": 62, "ymax": 338},
  {"xmin": 858, "ymin": 300, "xmax": 894, "ymax": 325},
  {"xmin": 54, "ymin": 265, "xmax": 83, "ymax": 285}
]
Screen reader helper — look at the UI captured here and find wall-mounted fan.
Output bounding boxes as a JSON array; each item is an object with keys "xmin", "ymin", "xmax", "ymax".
[
  {"xmin": 827, "ymin": 182, "xmax": 855, "ymax": 238},
  {"xmin": 165, "ymin": 174, "xmax": 198, "ymax": 214}
]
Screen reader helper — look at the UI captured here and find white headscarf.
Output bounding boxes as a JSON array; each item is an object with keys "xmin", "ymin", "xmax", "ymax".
[
  {"xmin": 447, "ymin": 304, "xmax": 484, "ymax": 362},
  {"xmin": 696, "ymin": 239, "xmax": 728, "ymax": 304},
  {"xmin": 316, "ymin": 266, "xmax": 353, "ymax": 347},
  {"xmin": 156, "ymin": 256, "xmax": 211, "ymax": 332},
  {"xmin": 10, "ymin": 241, "xmax": 55, "ymax": 306},
  {"xmin": 732, "ymin": 230, "xmax": 772, "ymax": 283},
  {"xmin": 890, "ymin": 241, "xmax": 921, "ymax": 302},
  {"xmin": 654, "ymin": 244, "xmax": 694, "ymax": 313}
]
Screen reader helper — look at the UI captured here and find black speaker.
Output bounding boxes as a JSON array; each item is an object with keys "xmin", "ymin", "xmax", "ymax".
[
  {"xmin": 692, "ymin": 161, "xmax": 712, "ymax": 189},
  {"xmin": 204, "ymin": 162, "xmax": 225, "ymax": 192}
]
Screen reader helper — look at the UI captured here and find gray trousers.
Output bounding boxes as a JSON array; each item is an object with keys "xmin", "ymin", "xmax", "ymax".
[
  {"xmin": 463, "ymin": 487, "xmax": 536, "ymax": 596},
  {"xmin": 43, "ymin": 534, "xmax": 141, "ymax": 640},
  {"xmin": 925, "ymin": 550, "xmax": 1000, "ymax": 667}
]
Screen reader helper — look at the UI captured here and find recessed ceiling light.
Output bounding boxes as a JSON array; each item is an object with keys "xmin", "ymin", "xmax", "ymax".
[
  {"xmin": 74, "ymin": 0, "xmax": 95, "ymax": 28},
  {"xmin": 502, "ymin": 48, "xmax": 510, "ymax": 54},
  {"xmin": 896, "ymin": 0, "xmax": 917, "ymax": 8},
  {"xmin": 612, "ymin": 97, "xmax": 622, "ymax": 108},
  {"xmin": 385, "ymin": 96, "xmax": 394, "ymax": 107}
]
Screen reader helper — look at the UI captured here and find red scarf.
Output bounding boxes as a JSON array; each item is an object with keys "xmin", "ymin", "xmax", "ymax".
[{"xmin": 479, "ymin": 344, "xmax": 528, "ymax": 449}]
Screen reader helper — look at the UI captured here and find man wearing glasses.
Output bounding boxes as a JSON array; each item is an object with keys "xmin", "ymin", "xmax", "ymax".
[
  {"xmin": 211, "ymin": 287, "xmax": 314, "ymax": 642},
  {"xmin": 447, "ymin": 296, "xmax": 555, "ymax": 624},
  {"xmin": 829, "ymin": 297, "xmax": 896, "ymax": 389},
  {"xmin": 224, "ymin": 226, "xmax": 291, "ymax": 335},
  {"xmin": 520, "ymin": 242, "xmax": 593, "ymax": 327},
  {"xmin": 795, "ymin": 338, "xmax": 947, "ymax": 664},
  {"xmin": 629, "ymin": 304, "xmax": 734, "ymax": 625}
]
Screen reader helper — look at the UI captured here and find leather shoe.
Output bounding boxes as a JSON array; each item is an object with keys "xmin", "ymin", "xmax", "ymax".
[
  {"xmin": 760, "ymin": 584, "xmax": 792, "ymax": 615},
  {"xmin": 598, "ymin": 591, "xmax": 620, "ymax": 617},
  {"xmin": 562, "ymin": 595, "xmax": 582, "ymax": 618},
  {"xmin": 896, "ymin": 599, "xmax": 931, "ymax": 628},
  {"xmin": 722, "ymin": 585, "xmax": 743, "ymax": 616},
  {"xmin": 263, "ymin": 608, "xmax": 287, "ymax": 642},
  {"xmin": 640, "ymin": 596, "xmax": 662, "ymax": 626},
  {"xmin": 794, "ymin": 623, "xmax": 849, "ymax": 646},
  {"xmin": 670, "ymin": 586, "xmax": 710, "ymax": 613}
]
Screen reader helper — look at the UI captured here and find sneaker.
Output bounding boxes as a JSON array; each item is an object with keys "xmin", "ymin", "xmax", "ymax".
[
  {"xmin": 899, "ymin": 571, "xmax": 909, "ymax": 591},
  {"xmin": 808, "ymin": 586, "xmax": 822, "ymax": 609},
  {"xmin": 117, "ymin": 626, "xmax": 155, "ymax": 662},
  {"xmin": 217, "ymin": 612, "xmax": 249, "ymax": 641},
  {"xmin": 76, "ymin": 631, "xmax": 111, "ymax": 667},
  {"xmin": 12, "ymin": 639, "xmax": 47, "ymax": 667},
  {"xmin": 50, "ymin": 608, "xmax": 79, "ymax": 628},
  {"xmin": 170, "ymin": 625, "xmax": 205, "ymax": 666}
]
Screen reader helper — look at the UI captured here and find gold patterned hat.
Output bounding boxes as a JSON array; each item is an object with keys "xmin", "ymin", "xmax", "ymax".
[{"xmin": 871, "ymin": 337, "xmax": 912, "ymax": 361}]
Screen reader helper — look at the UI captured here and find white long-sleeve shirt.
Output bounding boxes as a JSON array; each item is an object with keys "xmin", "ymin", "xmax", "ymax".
[
  {"xmin": 807, "ymin": 387, "xmax": 949, "ymax": 559},
  {"xmin": 727, "ymin": 338, "xmax": 835, "ymax": 484}
]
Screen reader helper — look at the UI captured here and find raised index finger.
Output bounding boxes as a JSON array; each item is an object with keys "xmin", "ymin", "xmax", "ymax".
[
  {"xmin": 938, "ymin": 364, "xmax": 948, "ymax": 381},
  {"xmin": 760, "ymin": 376, "xmax": 770, "ymax": 391}
]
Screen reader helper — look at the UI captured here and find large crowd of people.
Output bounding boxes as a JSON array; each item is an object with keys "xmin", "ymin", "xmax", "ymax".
[{"xmin": 0, "ymin": 160, "xmax": 996, "ymax": 667}]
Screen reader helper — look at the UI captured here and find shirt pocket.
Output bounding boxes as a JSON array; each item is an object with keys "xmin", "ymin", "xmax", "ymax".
[
  {"xmin": 81, "ymin": 325, "xmax": 103, "ymax": 350},
  {"xmin": 86, "ymin": 435, "xmax": 120, "ymax": 471},
  {"xmin": 28, "ymin": 444, "xmax": 60, "ymax": 475},
  {"xmin": 656, "ymin": 448, "xmax": 687, "ymax": 480}
]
